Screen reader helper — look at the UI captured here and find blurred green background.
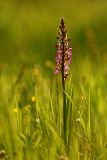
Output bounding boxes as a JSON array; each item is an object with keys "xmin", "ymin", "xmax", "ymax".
[
  {"xmin": 0, "ymin": 0, "xmax": 107, "ymax": 72},
  {"xmin": 0, "ymin": 1, "xmax": 107, "ymax": 159}
]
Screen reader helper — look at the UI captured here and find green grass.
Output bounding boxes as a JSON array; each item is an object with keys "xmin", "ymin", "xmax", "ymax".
[
  {"xmin": 0, "ymin": 55, "xmax": 107, "ymax": 159},
  {"xmin": 0, "ymin": 0, "xmax": 107, "ymax": 159}
]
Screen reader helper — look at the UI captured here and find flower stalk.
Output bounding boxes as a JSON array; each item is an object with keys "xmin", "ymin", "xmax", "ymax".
[{"xmin": 54, "ymin": 18, "xmax": 72, "ymax": 146}]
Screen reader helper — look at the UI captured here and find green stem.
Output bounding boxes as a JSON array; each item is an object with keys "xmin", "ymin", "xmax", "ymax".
[{"xmin": 61, "ymin": 41, "xmax": 67, "ymax": 146}]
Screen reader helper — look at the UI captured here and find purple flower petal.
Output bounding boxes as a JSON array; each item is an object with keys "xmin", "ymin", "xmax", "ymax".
[{"xmin": 54, "ymin": 18, "xmax": 72, "ymax": 80}]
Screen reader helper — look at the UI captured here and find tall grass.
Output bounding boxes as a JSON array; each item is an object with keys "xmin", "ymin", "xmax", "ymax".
[{"xmin": 0, "ymin": 53, "xmax": 107, "ymax": 159}]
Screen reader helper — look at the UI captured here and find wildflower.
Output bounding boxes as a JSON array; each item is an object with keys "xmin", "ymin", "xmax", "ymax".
[
  {"xmin": 54, "ymin": 18, "xmax": 72, "ymax": 148},
  {"xmin": 55, "ymin": 18, "xmax": 72, "ymax": 80},
  {"xmin": 31, "ymin": 96, "xmax": 36, "ymax": 102},
  {"xmin": 76, "ymin": 118, "xmax": 81, "ymax": 123},
  {"xmin": 36, "ymin": 118, "xmax": 40, "ymax": 123},
  {"xmin": 13, "ymin": 107, "xmax": 18, "ymax": 113}
]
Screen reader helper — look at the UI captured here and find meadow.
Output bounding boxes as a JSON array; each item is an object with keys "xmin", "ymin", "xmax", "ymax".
[{"xmin": 0, "ymin": 0, "xmax": 107, "ymax": 159}]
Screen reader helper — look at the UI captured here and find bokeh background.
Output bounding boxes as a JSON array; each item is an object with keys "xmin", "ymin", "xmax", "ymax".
[
  {"xmin": 0, "ymin": 1, "xmax": 107, "ymax": 159},
  {"xmin": 0, "ymin": 0, "xmax": 107, "ymax": 74}
]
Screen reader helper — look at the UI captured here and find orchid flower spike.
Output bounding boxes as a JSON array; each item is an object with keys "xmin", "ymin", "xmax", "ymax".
[{"xmin": 55, "ymin": 18, "xmax": 72, "ymax": 80}]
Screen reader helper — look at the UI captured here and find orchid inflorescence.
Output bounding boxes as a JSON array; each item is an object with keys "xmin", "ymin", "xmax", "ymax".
[{"xmin": 55, "ymin": 18, "xmax": 72, "ymax": 80}]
